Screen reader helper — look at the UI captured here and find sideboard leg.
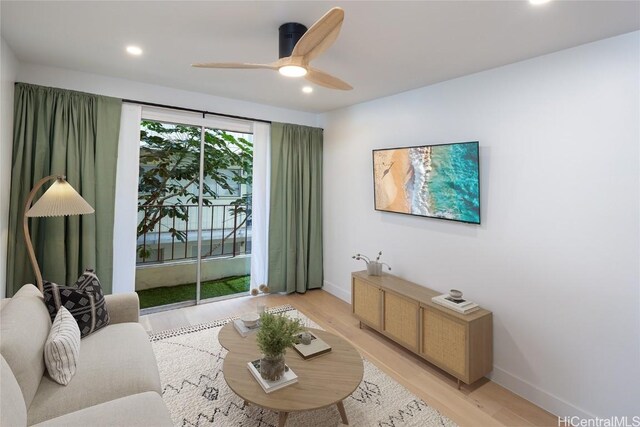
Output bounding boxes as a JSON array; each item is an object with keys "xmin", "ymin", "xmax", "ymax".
[
  {"xmin": 457, "ymin": 379, "xmax": 461, "ymax": 390},
  {"xmin": 359, "ymin": 321, "xmax": 363, "ymax": 329}
]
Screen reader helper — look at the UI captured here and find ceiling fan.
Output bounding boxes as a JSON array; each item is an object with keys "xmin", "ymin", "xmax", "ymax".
[{"xmin": 192, "ymin": 7, "xmax": 352, "ymax": 91}]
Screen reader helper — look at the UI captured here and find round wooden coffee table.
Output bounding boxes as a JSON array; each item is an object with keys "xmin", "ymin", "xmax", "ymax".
[{"xmin": 220, "ymin": 323, "xmax": 363, "ymax": 426}]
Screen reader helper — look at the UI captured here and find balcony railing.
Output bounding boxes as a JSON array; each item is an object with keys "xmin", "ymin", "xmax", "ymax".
[{"xmin": 136, "ymin": 203, "xmax": 251, "ymax": 265}]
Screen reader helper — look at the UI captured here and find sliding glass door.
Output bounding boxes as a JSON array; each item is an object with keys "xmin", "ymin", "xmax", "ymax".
[
  {"xmin": 134, "ymin": 110, "xmax": 253, "ymax": 310},
  {"xmin": 197, "ymin": 127, "xmax": 253, "ymax": 303}
]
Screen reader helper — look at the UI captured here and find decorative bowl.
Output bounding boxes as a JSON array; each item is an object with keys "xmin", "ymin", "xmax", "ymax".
[
  {"xmin": 298, "ymin": 332, "xmax": 313, "ymax": 345},
  {"xmin": 449, "ymin": 289, "xmax": 463, "ymax": 300},
  {"xmin": 240, "ymin": 312, "xmax": 260, "ymax": 327}
]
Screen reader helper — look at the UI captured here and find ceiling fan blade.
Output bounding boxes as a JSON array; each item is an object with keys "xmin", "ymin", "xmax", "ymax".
[
  {"xmin": 192, "ymin": 62, "xmax": 277, "ymax": 70},
  {"xmin": 306, "ymin": 67, "xmax": 353, "ymax": 91},
  {"xmin": 292, "ymin": 7, "xmax": 344, "ymax": 62}
]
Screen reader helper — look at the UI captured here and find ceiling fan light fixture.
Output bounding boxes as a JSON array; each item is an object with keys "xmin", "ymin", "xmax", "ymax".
[
  {"xmin": 279, "ymin": 65, "xmax": 307, "ymax": 77},
  {"xmin": 193, "ymin": 8, "xmax": 352, "ymax": 90}
]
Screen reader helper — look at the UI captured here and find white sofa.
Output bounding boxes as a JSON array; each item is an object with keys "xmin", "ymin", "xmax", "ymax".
[{"xmin": 0, "ymin": 284, "xmax": 173, "ymax": 426}]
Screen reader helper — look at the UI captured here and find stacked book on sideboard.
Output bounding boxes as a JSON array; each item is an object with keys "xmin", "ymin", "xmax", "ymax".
[{"xmin": 432, "ymin": 294, "xmax": 480, "ymax": 314}]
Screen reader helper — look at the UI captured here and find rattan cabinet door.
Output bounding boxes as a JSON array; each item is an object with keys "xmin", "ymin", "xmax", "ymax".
[
  {"xmin": 383, "ymin": 292, "xmax": 419, "ymax": 350},
  {"xmin": 352, "ymin": 278, "xmax": 382, "ymax": 328},
  {"xmin": 422, "ymin": 307, "xmax": 467, "ymax": 378}
]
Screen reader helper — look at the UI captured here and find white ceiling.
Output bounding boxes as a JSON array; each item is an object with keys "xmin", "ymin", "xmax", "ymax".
[{"xmin": 1, "ymin": 1, "xmax": 638, "ymax": 113}]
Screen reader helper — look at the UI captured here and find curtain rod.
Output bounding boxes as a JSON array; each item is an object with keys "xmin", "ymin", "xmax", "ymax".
[{"xmin": 122, "ymin": 99, "xmax": 272, "ymax": 124}]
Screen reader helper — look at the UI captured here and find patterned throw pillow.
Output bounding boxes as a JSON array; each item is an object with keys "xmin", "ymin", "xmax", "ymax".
[
  {"xmin": 43, "ymin": 269, "xmax": 110, "ymax": 337},
  {"xmin": 44, "ymin": 306, "xmax": 80, "ymax": 385}
]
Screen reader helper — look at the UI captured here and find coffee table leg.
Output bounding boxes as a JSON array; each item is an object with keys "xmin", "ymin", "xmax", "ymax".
[
  {"xmin": 278, "ymin": 411, "xmax": 289, "ymax": 427},
  {"xmin": 336, "ymin": 401, "xmax": 349, "ymax": 425}
]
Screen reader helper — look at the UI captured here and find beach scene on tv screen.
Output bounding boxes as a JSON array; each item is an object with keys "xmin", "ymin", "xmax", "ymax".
[{"xmin": 373, "ymin": 142, "xmax": 480, "ymax": 224}]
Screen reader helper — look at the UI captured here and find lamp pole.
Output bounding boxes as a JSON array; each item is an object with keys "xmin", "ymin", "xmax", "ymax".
[
  {"xmin": 23, "ymin": 175, "xmax": 61, "ymax": 292},
  {"xmin": 22, "ymin": 175, "xmax": 64, "ymax": 293}
]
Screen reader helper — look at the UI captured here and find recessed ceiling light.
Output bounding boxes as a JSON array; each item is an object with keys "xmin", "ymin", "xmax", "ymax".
[
  {"xmin": 126, "ymin": 45, "xmax": 143, "ymax": 56},
  {"xmin": 279, "ymin": 65, "xmax": 307, "ymax": 77},
  {"xmin": 529, "ymin": 0, "xmax": 552, "ymax": 5},
  {"xmin": 302, "ymin": 86, "xmax": 313, "ymax": 94}
]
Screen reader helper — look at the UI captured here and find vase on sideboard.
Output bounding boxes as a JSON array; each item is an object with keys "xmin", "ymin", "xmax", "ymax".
[{"xmin": 367, "ymin": 261, "xmax": 382, "ymax": 276}]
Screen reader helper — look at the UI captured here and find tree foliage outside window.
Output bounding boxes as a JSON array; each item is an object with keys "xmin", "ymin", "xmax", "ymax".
[{"xmin": 137, "ymin": 120, "xmax": 253, "ymax": 259}]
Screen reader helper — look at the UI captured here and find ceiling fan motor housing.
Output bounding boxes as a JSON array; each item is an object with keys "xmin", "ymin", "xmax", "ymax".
[{"xmin": 279, "ymin": 23, "xmax": 308, "ymax": 58}]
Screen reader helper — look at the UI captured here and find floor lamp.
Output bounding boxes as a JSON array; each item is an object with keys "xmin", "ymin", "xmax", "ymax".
[{"xmin": 24, "ymin": 175, "xmax": 95, "ymax": 292}]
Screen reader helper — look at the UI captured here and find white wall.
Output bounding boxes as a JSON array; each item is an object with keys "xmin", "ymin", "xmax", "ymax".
[
  {"xmin": 321, "ymin": 32, "xmax": 639, "ymax": 419},
  {"xmin": 17, "ymin": 63, "xmax": 318, "ymax": 127},
  {"xmin": 0, "ymin": 38, "xmax": 19, "ymax": 299}
]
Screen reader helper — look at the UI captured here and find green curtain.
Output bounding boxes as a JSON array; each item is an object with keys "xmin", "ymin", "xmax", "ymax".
[
  {"xmin": 268, "ymin": 122, "xmax": 323, "ymax": 293},
  {"xmin": 5, "ymin": 83, "xmax": 121, "ymax": 296}
]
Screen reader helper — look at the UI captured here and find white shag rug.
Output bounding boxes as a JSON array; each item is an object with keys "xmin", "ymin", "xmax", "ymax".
[{"xmin": 149, "ymin": 304, "xmax": 456, "ymax": 427}]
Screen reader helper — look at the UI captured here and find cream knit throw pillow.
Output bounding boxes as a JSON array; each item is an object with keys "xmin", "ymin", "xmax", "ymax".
[{"xmin": 44, "ymin": 306, "xmax": 81, "ymax": 385}]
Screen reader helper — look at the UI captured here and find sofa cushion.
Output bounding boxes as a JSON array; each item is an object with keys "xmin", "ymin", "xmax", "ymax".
[
  {"xmin": 43, "ymin": 269, "xmax": 110, "ymax": 337},
  {"xmin": 27, "ymin": 322, "xmax": 162, "ymax": 425},
  {"xmin": 44, "ymin": 307, "xmax": 81, "ymax": 385},
  {"xmin": 0, "ymin": 284, "xmax": 51, "ymax": 409},
  {"xmin": 1, "ymin": 355, "xmax": 27, "ymax": 427},
  {"xmin": 31, "ymin": 391, "xmax": 173, "ymax": 427}
]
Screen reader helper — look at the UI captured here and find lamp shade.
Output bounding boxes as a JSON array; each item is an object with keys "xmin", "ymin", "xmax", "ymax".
[{"xmin": 26, "ymin": 178, "xmax": 94, "ymax": 217}]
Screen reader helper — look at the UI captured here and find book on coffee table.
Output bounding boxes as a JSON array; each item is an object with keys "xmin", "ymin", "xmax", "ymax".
[
  {"xmin": 293, "ymin": 332, "xmax": 332, "ymax": 360},
  {"xmin": 247, "ymin": 359, "xmax": 298, "ymax": 393},
  {"xmin": 233, "ymin": 319, "xmax": 259, "ymax": 338}
]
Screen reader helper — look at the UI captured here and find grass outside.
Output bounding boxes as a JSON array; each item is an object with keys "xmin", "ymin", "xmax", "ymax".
[{"xmin": 136, "ymin": 275, "xmax": 250, "ymax": 309}]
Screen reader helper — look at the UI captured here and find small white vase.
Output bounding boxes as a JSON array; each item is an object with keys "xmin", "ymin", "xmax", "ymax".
[{"xmin": 367, "ymin": 261, "xmax": 382, "ymax": 276}]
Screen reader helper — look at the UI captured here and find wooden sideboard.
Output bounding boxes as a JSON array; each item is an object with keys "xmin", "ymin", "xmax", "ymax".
[{"xmin": 351, "ymin": 271, "xmax": 493, "ymax": 388}]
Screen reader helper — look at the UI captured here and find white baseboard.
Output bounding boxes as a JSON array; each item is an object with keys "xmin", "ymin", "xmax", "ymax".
[
  {"xmin": 322, "ymin": 279, "xmax": 350, "ymax": 303},
  {"xmin": 489, "ymin": 366, "xmax": 594, "ymax": 420}
]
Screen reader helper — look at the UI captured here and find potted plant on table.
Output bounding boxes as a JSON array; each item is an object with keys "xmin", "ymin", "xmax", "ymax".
[{"xmin": 256, "ymin": 312, "xmax": 304, "ymax": 381}]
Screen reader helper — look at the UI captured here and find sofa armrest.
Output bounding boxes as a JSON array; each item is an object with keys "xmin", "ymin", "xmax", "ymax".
[{"xmin": 104, "ymin": 293, "xmax": 140, "ymax": 324}]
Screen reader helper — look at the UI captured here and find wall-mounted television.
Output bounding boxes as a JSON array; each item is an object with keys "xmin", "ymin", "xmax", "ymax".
[{"xmin": 372, "ymin": 141, "xmax": 480, "ymax": 224}]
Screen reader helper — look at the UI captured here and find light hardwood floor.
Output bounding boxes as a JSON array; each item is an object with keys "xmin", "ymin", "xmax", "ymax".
[{"xmin": 140, "ymin": 289, "xmax": 557, "ymax": 427}]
